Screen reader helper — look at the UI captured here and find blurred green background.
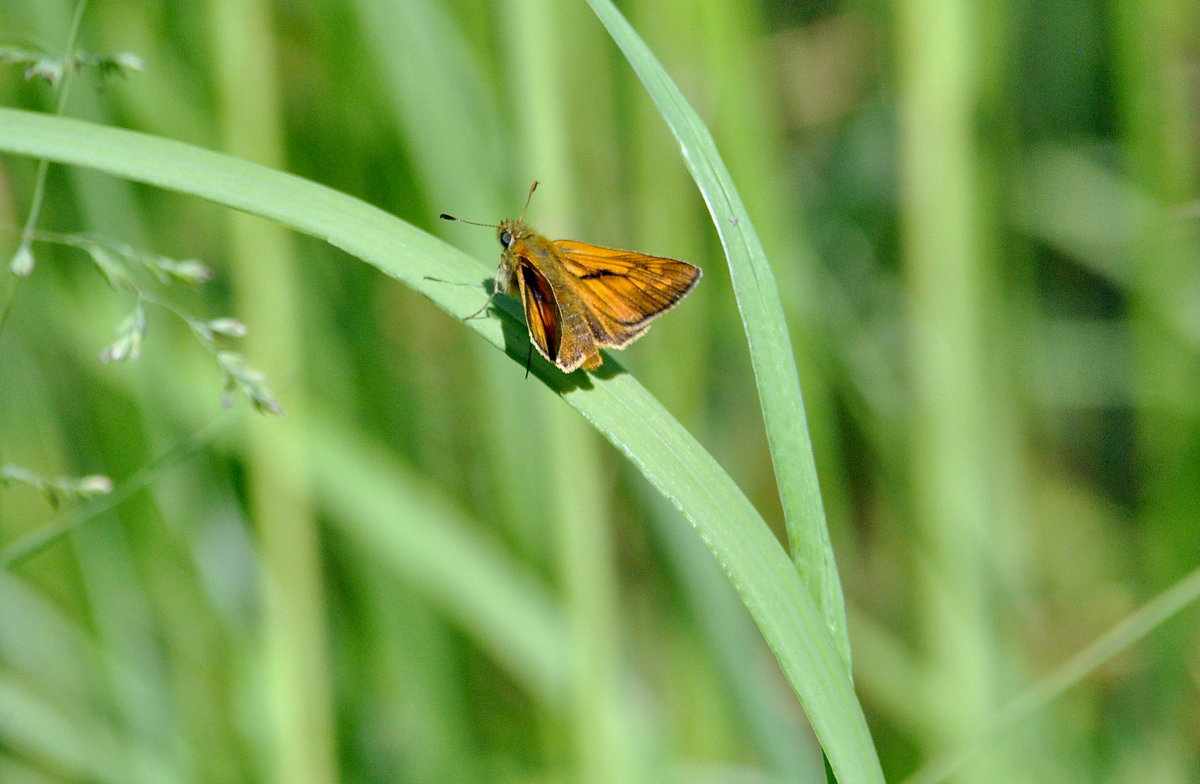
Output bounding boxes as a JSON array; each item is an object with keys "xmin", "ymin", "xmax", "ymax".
[{"xmin": 2, "ymin": 0, "xmax": 1198, "ymax": 782}]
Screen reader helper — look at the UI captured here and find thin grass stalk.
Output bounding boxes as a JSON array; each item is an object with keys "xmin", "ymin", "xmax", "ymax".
[{"xmin": 894, "ymin": 0, "xmax": 1015, "ymax": 777}]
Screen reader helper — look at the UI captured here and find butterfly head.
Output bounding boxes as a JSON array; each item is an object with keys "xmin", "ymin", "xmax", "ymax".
[
  {"xmin": 498, "ymin": 218, "xmax": 537, "ymax": 250},
  {"xmin": 439, "ymin": 181, "xmax": 542, "ymax": 297},
  {"xmin": 494, "ymin": 219, "xmax": 531, "ymax": 295}
]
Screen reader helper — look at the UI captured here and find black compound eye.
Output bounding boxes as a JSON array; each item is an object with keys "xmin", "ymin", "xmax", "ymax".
[{"xmin": 499, "ymin": 229, "xmax": 513, "ymax": 247}]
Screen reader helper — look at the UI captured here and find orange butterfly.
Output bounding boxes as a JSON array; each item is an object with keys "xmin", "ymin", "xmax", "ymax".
[{"xmin": 441, "ymin": 182, "xmax": 702, "ymax": 373}]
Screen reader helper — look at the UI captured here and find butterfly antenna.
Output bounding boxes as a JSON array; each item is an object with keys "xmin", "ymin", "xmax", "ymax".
[
  {"xmin": 524, "ymin": 343, "xmax": 534, "ymax": 379},
  {"xmin": 439, "ymin": 213, "xmax": 499, "ymax": 228},
  {"xmin": 518, "ymin": 181, "xmax": 539, "ymax": 223}
]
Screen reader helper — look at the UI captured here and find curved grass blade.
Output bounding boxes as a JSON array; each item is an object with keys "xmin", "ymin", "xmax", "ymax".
[{"xmin": 583, "ymin": 0, "xmax": 850, "ymax": 668}]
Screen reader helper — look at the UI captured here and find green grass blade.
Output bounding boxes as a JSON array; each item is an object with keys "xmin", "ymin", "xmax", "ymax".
[
  {"xmin": 0, "ymin": 107, "xmax": 881, "ymax": 782},
  {"xmin": 583, "ymin": 0, "xmax": 850, "ymax": 667}
]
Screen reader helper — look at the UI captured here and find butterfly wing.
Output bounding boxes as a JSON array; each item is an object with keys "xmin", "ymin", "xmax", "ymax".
[
  {"xmin": 515, "ymin": 258, "xmax": 602, "ymax": 372},
  {"xmin": 552, "ymin": 239, "xmax": 702, "ymax": 348},
  {"xmin": 516, "ymin": 261, "xmax": 560, "ymax": 364}
]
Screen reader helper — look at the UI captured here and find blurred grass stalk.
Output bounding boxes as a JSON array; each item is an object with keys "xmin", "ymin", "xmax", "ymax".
[
  {"xmin": 894, "ymin": 0, "xmax": 1033, "ymax": 777},
  {"xmin": 207, "ymin": 0, "xmax": 339, "ymax": 782}
]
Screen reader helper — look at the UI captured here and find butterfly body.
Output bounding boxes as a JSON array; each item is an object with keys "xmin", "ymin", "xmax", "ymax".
[{"xmin": 443, "ymin": 184, "xmax": 702, "ymax": 374}]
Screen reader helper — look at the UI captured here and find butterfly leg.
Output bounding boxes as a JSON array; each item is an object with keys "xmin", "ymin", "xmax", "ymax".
[{"xmin": 464, "ymin": 292, "xmax": 496, "ymax": 321}]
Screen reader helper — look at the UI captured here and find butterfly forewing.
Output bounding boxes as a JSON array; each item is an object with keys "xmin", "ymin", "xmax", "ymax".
[
  {"xmin": 553, "ymin": 240, "xmax": 702, "ymax": 347},
  {"xmin": 516, "ymin": 262, "xmax": 562, "ymax": 364},
  {"xmin": 516, "ymin": 259, "xmax": 602, "ymax": 372}
]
